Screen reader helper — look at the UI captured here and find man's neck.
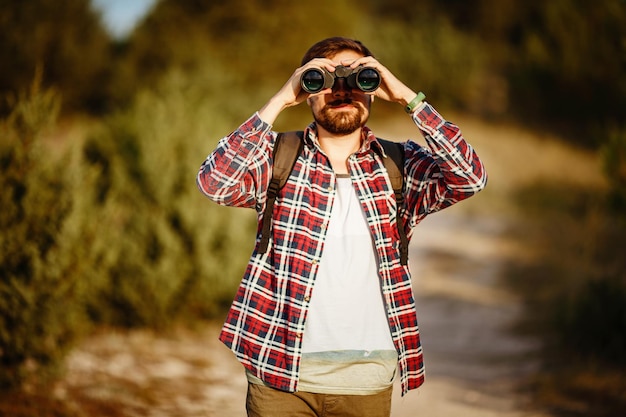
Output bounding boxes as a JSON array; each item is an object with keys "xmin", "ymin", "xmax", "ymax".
[{"xmin": 317, "ymin": 127, "xmax": 363, "ymax": 175}]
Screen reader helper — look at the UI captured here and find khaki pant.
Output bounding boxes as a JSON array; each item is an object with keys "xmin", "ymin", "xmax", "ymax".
[{"xmin": 245, "ymin": 383, "xmax": 393, "ymax": 417}]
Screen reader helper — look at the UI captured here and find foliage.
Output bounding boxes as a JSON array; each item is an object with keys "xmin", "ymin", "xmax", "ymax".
[
  {"xmin": 112, "ymin": 0, "xmax": 496, "ymax": 125},
  {"xmin": 601, "ymin": 126, "xmax": 626, "ymax": 211},
  {"xmin": 501, "ymin": 0, "xmax": 626, "ymax": 138},
  {"xmin": 363, "ymin": 16, "xmax": 492, "ymax": 113},
  {"xmin": 553, "ymin": 279, "xmax": 626, "ymax": 366},
  {"xmin": 0, "ymin": 66, "xmax": 257, "ymax": 389},
  {"xmin": 366, "ymin": 0, "xmax": 626, "ymax": 141},
  {"xmin": 0, "ymin": 0, "xmax": 112, "ymax": 114},
  {"xmin": 79, "ymin": 68, "xmax": 256, "ymax": 328},
  {"xmin": 504, "ymin": 181, "xmax": 626, "ymax": 415},
  {"xmin": 0, "ymin": 78, "xmax": 88, "ymax": 389},
  {"xmin": 3, "ymin": 0, "xmax": 622, "ymax": 142},
  {"xmin": 117, "ymin": 0, "xmax": 363, "ymax": 98}
]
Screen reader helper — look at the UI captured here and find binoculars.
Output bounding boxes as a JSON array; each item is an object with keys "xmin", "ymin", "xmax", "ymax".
[{"xmin": 300, "ymin": 65, "xmax": 381, "ymax": 93}]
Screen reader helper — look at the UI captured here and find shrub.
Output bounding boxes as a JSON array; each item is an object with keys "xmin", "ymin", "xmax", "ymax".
[
  {"xmin": 552, "ymin": 279, "xmax": 626, "ymax": 367},
  {"xmin": 363, "ymin": 16, "xmax": 494, "ymax": 114},
  {"xmin": 505, "ymin": 182, "xmax": 626, "ymax": 415},
  {"xmin": 0, "ymin": 80, "xmax": 88, "ymax": 389},
  {"xmin": 79, "ymin": 69, "xmax": 256, "ymax": 328},
  {"xmin": 601, "ymin": 126, "xmax": 626, "ymax": 212}
]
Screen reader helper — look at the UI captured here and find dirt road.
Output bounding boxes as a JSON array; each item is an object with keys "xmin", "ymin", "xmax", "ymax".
[{"xmin": 390, "ymin": 211, "xmax": 547, "ymax": 417}]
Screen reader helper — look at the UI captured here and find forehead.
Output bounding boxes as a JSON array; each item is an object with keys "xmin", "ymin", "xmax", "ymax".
[{"xmin": 328, "ymin": 49, "xmax": 364, "ymax": 64}]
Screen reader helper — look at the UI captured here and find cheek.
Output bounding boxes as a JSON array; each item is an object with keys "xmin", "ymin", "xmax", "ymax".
[
  {"xmin": 360, "ymin": 94, "xmax": 373, "ymax": 105},
  {"xmin": 308, "ymin": 96, "xmax": 325, "ymax": 111}
]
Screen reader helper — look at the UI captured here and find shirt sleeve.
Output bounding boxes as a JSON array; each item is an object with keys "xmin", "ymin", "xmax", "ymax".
[
  {"xmin": 403, "ymin": 102, "xmax": 487, "ymax": 225},
  {"xmin": 196, "ymin": 113, "xmax": 275, "ymax": 208}
]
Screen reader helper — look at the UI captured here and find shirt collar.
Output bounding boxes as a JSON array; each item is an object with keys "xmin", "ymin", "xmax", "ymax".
[{"xmin": 303, "ymin": 123, "xmax": 386, "ymax": 156}]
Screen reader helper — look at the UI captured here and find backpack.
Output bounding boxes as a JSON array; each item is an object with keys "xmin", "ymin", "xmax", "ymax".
[{"xmin": 258, "ymin": 131, "xmax": 409, "ymax": 265}]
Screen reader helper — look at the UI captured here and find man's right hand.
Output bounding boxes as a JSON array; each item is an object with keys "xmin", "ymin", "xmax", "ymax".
[{"xmin": 258, "ymin": 58, "xmax": 336, "ymax": 125}]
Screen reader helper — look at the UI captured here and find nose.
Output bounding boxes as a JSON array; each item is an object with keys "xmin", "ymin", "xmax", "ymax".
[{"xmin": 332, "ymin": 78, "xmax": 352, "ymax": 95}]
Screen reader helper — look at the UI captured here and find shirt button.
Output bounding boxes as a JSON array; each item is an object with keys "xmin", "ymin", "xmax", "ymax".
[
  {"xmin": 312, "ymin": 259, "xmax": 318, "ymax": 265},
  {"xmin": 304, "ymin": 296, "xmax": 311, "ymax": 302},
  {"xmin": 327, "ymin": 186, "xmax": 333, "ymax": 192},
  {"xmin": 296, "ymin": 333, "xmax": 302, "ymax": 338}
]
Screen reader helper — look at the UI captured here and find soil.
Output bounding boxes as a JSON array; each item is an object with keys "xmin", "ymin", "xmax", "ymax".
[{"xmin": 50, "ymin": 113, "xmax": 604, "ymax": 416}]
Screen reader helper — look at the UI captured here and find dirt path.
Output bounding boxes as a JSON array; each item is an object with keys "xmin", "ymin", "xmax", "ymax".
[{"xmin": 390, "ymin": 211, "xmax": 546, "ymax": 417}]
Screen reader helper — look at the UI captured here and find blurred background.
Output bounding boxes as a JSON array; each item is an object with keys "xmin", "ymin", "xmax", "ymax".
[{"xmin": 1, "ymin": 0, "xmax": 624, "ymax": 416}]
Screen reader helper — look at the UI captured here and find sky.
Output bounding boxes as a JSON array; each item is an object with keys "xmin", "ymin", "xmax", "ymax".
[{"xmin": 91, "ymin": 0, "xmax": 157, "ymax": 39}]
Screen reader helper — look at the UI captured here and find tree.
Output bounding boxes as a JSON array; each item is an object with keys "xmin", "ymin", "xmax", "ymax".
[
  {"xmin": 0, "ymin": 0, "xmax": 112, "ymax": 114},
  {"xmin": 115, "ymin": 0, "xmax": 364, "ymax": 96}
]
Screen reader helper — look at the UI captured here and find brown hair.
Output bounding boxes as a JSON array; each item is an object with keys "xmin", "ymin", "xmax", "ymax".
[{"xmin": 300, "ymin": 37, "xmax": 375, "ymax": 66}]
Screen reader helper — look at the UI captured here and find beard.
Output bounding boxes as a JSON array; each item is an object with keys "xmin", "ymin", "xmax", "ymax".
[{"xmin": 313, "ymin": 99, "xmax": 368, "ymax": 135}]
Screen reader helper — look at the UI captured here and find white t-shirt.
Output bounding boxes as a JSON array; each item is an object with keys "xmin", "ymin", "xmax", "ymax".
[{"xmin": 298, "ymin": 175, "xmax": 397, "ymax": 394}]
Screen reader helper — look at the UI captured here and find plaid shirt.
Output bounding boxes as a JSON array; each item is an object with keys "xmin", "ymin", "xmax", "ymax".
[{"xmin": 197, "ymin": 102, "xmax": 487, "ymax": 396}]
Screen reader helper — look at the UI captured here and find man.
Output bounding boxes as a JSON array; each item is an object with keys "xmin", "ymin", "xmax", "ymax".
[{"xmin": 197, "ymin": 37, "xmax": 487, "ymax": 417}]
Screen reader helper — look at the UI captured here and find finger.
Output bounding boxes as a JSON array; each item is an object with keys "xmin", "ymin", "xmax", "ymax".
[
  {"xmin": 347, "ymin": 56, "xmax": 380, "ymax": 68},
  {"xmin": 304, "ymin": 57, "xmax": 337, "ymax": 72}
]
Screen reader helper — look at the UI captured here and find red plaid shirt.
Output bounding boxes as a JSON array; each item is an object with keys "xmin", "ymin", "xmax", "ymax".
[{"xmin": 197, "ymin": 102, "xmax": 486, "ymax": 395}]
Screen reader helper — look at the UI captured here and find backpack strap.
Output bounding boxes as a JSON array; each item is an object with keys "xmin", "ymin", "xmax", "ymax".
[
  {"xmin": 257, "ymin": 131, "xmax": 304, "ymax": 254},
  {"xmin": 258, "ymin": 131, "xmax": 408, "ymax": 266},
  {"xmin": 377, "ymin": 139, "xmax": 409, "ymax": 265}
]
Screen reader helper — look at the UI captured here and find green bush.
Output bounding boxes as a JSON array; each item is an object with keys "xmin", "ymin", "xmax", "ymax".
[
  {"xmin": 0, "ymin": 81, "xmax": 88, "ymax": 389},
  {"xmin": 0, "ymin": 0, "xmax": 112, "ymax": 114},
  {"xmin": 601, "ymin": 126, "xmax": 626, "ymax": 212},
  {"xmin": 80, "ymin": 69, "xmax": 256, "ymax": 328},
  {"xmin": 553, "ymin": 279, "xmax": 626, "ymax": 367},
  {"xmin": 363, "ymin": 16, "xmax": 492, "ymax": 114},
  {"xmin": 505, "ymin": 181, "xmax": 626, "ymax": 414},
  {"xmin": 0, "ymin": 68, "xmax": 259, "ymax": 389}
]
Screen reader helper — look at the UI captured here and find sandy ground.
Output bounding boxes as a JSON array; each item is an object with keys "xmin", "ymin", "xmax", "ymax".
[{"xmin": 390, "ymin": 211, "xmax": 547, "ymax": 417}]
